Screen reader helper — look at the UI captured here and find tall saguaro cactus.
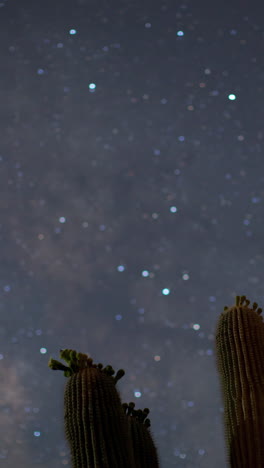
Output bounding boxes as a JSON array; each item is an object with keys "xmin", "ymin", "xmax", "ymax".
[
  {"xmin": 215, "ymin": 295, "xmax": 264, "ymax": 467},
  {"xmin": 48, "ymin": 348, "xmax": 160, "ymax": 468}
]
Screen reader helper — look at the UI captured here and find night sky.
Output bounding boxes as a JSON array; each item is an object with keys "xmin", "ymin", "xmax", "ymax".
[{"xmin": 1, "ymin": 1, "xmax": 264, "ymax": 467}]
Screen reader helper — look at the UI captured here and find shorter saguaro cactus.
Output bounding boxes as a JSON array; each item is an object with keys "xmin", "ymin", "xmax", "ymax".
[
  {"xmin": 49, "ymin": 348, "xmax": 160, "ymax": 468},
  {"xmin": 215, "ymin": 295, "xmax": 264, "ymax": 467},
  {"xmin": 122, "ymin": 402, "xmax": 160, "ymax": 467}
]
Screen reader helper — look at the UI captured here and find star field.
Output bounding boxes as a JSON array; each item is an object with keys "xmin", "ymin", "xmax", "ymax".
[{"xmin": 1, "ymin": 1, "xmax": 264, "ymax": 467}]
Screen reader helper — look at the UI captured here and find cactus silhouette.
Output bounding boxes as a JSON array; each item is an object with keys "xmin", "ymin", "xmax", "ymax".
[
  {"xmin": 122, "ymin": 402, "xmax": 160, "ymax": 467},
  {"xmin": 49, "ymin": 294, "xmax": 264, "ymax": 467},
  {"xmin": 48, "ymin": 348, "xmax": 160, "ymax": 468},
  {"xmin": 215, "ymin": 295, "xmax": 264, "ymax": 467}
]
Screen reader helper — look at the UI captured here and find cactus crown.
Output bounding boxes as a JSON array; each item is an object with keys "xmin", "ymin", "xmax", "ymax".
[
  {"xmin": 122, "ymin": 401, "xmax": 151, "ymax": 427},
  {"xmin": 48, "ymin": 348, "xmax": 125, "ymax": 384},
  {"xmin": 223, "ymin": 295, "xmax": 263, "ymax": 316}
]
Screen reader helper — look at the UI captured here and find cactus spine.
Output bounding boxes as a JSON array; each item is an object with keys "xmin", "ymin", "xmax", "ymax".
[
  {"xmin": 48, "ymin": 348, "xmax": 159, "ymax": 468},
  {"xmin": 215, "ymin": 295, "xmax": 264, "ymax": 467}
]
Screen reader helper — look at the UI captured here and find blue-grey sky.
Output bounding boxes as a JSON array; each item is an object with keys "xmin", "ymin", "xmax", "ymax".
[{"xmin": 1, "ymin": 1, "xmax": 264, "ymax": 466}]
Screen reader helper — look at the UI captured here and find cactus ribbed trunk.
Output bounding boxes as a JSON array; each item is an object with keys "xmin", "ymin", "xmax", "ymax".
[
  {"xmin": 64, "ymin": 367, "xmax": 136, "ymax": 467},
  {"xmin": 49, "ymin": 349, "xmax": 136, "ymax": 468},
  {"xmin": 215, "ymin": 295, "xmax": 264, "ymax": 467}
]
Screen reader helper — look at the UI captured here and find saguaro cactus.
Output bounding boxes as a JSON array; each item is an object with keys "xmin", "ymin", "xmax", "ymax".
[
  {"xmin": 48, "ymin": 348, "xmax": 159, "ymax": 468},
  {"xmin": 122, "ymin": 402, "xmax": 160, "ymax": 467},
  {"xmin": 215, "ymin": 295, "xmax": 264, "ymax": 467}
]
